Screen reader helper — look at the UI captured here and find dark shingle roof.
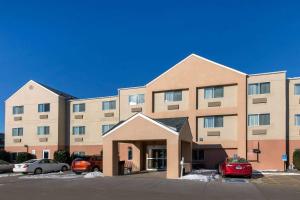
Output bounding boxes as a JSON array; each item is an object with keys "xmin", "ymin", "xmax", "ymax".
[
  {"xmin": 37, "ymin": 82, "xmax": 76, "ymax": 99},
  {"xmin": 154, "ymin": 117, "xmax": 188, "ymax": 132}
]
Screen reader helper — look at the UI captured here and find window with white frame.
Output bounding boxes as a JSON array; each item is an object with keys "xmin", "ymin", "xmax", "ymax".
[
  {"xmin": 164, "ymin": 91, "xmax": 182, "ymax": 102},
  {"xmin": 37, "ymin": 126, "xmax": 50, "ymax": 135},
  {"xmin": 204, "ymin": 87, "xmax": 224, "ymax": 99},
  {"xmin": 73, "ymin": 126, "xmax": 85, "ymax": 135},
  {"xmin": 248, "ymin": 114, "xmax": 270, "ymax": 126},
  {"xmin": 204, "ymin": 116, "xmax": 224, "ymax": 128},
  {"xmin": 295, "ymin": 114, "xmax": 300, "ymax": 126},
  {"xmin": 102, "ymin": 100, "xmax": 116, "ymax": 111},
  {"xmin": 248, "ymin": 82, "xmax": 270, "ymax": 95},
  {"xmin": 102, "ymin": 124, "xmax": 115, "ymax": 134},
  {"xmin": 129, "ymin": 94, "xmax": 144, "ymax": 105},
  {"xmin": 73, "ymin": 103, "xmax": 85, "ymax": 112},
  {"xmin": 295, "ymin": 84, "xmax": 300, "ymax": 95},
  {"xmin": 38, "ymin": 103, "xmax": 50, "ymax": 112},
  {"xmin": 13, "ymin": 106, "xmax": 24, "ymax": 115},
  {"xmin": 12, "ymin": 128, "xmax": 23, "ymax": 136}
]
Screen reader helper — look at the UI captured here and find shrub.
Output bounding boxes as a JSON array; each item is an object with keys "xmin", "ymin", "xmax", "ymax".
[
  {"xmin": 293, "ymin": 149, "xmax": 300, "ymax": 170},
  {"xmin": 0, "ymin": 150, "xmax": 11, "ymax": 162},
  {"xmin": 54, "ymin": 150, "xmax": 70, "ymax": 163},
  {"xmin": 16, "ymin": 152, "xmax": 35, "ymax": 163}
]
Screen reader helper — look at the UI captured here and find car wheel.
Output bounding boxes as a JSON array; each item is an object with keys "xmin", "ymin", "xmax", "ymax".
[
  {"xmin": 92, "ymin": 167, "xmax": 100, "ymax": 172},
  {"xmin": 61, "ymin": 166, "xmax": 68, "ymax": 172},
  {"xmin": 34, "ymin": 168, "xmax": 43, "ymax": 175},
  {"xmin": 75, "ymin": 172, "xmax": 82, "ymax": 175}
]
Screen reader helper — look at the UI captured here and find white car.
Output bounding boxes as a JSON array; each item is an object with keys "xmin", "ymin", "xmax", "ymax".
[{"xmin": 13, "ymin": 159, "xmax": 70, "ymax": 174}]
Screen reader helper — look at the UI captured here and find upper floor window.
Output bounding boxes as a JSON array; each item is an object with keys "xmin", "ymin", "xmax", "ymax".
[
  {"xmin": 129, "ymin": 94, "xmax": 145, "ymax": 105},
  {"xmin": 37, "ymin": 126, "xmax": 50, "ymax": 135},
  {"xmin": 102, "ymin": 124, "xmax": 115, "ymax": 134},
  {"xmin": 12, "ymin": 128, "xmax": 23, "ymax": 136},
  {"xmin": 204, "ymin": 87, "xmax": 224, "ymax": 99},
  {"xmin": 73, "ymin": 103, "xmax": 85, "ymax": 112},
  {"xmin": 102, "ymin": 100, "xmax": 116, "ymax": 111},
  {"xmin": 73, "ymin": 126, "xmax": 85, "ymax": 135},
  {"xmin": 248, "ymin": 82, "xmax": 270, "ymax": 95},
  {"xmin": 248, "ymin": 113, "xmax": 270, "ymax": 127},
  {"xmin": 204, "ymin": 116, "xmax": 223, "ymax": 128},
  {"xmin": 38, "ymin": 103, "xmax": 50, "ymax": 112},
  {"xmin": 13, "ymin": 106, "xmax": 24, "ymax": 115},
  {"xmin": 164, "ymin": 91, "xmax": 182, "ymax": 102},
  {"xmin": 295, "ymin": 84, "xmax": 300, "ymax": 95},
  {"xmin": 295, "ymin": 114, "xmax": 300, "ymax": 126}
]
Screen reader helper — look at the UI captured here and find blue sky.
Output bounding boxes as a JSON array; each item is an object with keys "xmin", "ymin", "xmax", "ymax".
[{"xmin": 1, "ymin": 0, "xmax": 300, "ymax": 132}]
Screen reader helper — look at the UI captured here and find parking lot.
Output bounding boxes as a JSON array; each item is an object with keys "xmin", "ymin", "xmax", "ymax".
[{"xmin": 1, "ymin": 172, "xmax": 300, "ymax": 200}]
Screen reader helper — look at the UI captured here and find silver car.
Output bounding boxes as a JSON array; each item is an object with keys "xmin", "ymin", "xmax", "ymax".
[
  {"xmin": 13, "ymin": 159, "xmax": 70, "ymax": 174},
  {"xmin": 0, "ymin": 160, "xmax": 14, "ymax": 173}
]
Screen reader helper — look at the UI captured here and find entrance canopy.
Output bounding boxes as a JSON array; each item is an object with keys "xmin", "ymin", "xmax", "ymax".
[{"xmin": 102, "ymin": 113, "xmax": 192, "ymax": 178}]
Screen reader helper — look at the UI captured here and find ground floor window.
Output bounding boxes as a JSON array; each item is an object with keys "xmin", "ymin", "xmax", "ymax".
[
  {"xmin": 74, "ymin": 151, "xmax": 85, "ymax": 156},
  {"xmin": 192, "ymin": 149, "xmax": 204, "ymax": 161},
  {"xmin": 128, "ymin": 147, "xmax": 133, "ymax": 160},
  {"xmin": 43, "ymin": 150, "xmax": 50, "ymax": 159}
]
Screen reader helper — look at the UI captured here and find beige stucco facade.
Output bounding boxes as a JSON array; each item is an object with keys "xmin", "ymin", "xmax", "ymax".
[
  {"xmin": 119, "ymin": 87, "xmax": 146, "ymax": 121},
  {"xmin": 69, "ymin": 96, "xmax": 119, "ymax": 155},
  {"xmin": 4, "ymin": 54, "xmax": 300, "ymax": 177},
  {"xmin": 5, "ymin": 80, "xmax": 70, "ymax": 159}
]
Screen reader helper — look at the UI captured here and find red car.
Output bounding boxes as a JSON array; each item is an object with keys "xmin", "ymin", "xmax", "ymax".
[
  {"xmin": 71, "ymin": 155, "xmax": 103, "ymax": 175},
  {"xmin": 219, "ymin": 157, "xmax": 252, "ymax": 178}
]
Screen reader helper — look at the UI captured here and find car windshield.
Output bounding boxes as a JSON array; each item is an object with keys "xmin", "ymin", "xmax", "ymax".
[
  {"xmin": 24, "ymin": 159, "xmax": 38, "ymax": 163},
  {"xmin": 0, "ymin": 160, "xmax": 9, "ymax": 164},
  {"xmin": 227, "ymin": 158, "xmax": 248, "ymax": 163}
]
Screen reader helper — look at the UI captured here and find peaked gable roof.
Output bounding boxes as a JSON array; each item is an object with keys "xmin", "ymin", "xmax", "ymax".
[
  {"xmin": 6, "ymin": 80, "xmax": 76, "ymax": 102},
  {"xmin": 103, "ymin": 113, "xmax": 188, "ymax": 137},
  {"xmin": 147, "ymin": 53, "xmax": 246, "ymax": 86}
]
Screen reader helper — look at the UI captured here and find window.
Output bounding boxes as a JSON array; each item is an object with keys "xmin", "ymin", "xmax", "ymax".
[
  {"xmin": 102, "ymin": 124, "xmax": 115, "ymax": 134},
  {"xmin": 248, "ymin": 82, "xmax": 270, "ymax": 95},
  {"xmin": 38, "ymin": 103, "xmax": 50, "ymax": 112},
  {"xmin": 192, "ymin": 149, "xmax": 204, "ymax": 161},
  {"xmin": 204, "ymin": 87, "xmax": 224, "ymax": 99},
  {"xmin": 13, "ymin": 106, "xmax": 24, "ymax": 115},
  {"xmin": 73, "ymin": 103, "xmax": 85, "ymax": 112},
  {"xmin": 73, "ymin": 126, "xmax": 85, "ymax": 135},
  {"xmin": 129, "ymin": 94, "xmax": 145, "ymax": 105},
  {"xmin": 295, "ymin": 115, "xmax": 300, "ymax": 126},
  {"xmin": 164, "ymin": 91, "xmax": 182, "ymax": 102},
  {"xmin": 248, "ymin": 114, "xmax": 270, "ymax": 126},
  {"xmin": 74, "ymin": 151, "xmax": 85, "ymax": 156},
  {"xmin": 42, "ymin": 150, "xmax": 50, "ymax": 159},
  {"xmin": 102, "ymin": 100, "xmax": 116, "ymax": 111},
  {"xmin": 37, "ymin": 126, "xmax": 50, "ymax": 135},
  {"xmin": 295, "ymin": 84, "xmax": 300, "ymax": 95},
  {"xmin": 128, "ymin": 147, "xmax": 133, "ymax": 160},
  {"xmin": 12, "ymin": 128, "xmax": 23, "ymax": 136},
  {"xmin": 204, "ymin": 116, "xmax": 223, "ymax": 128}
]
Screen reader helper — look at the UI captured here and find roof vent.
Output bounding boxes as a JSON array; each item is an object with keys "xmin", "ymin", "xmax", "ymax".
[{"xmin": 29, "ymin": 85, "xmax": 34, "ymax": 90}]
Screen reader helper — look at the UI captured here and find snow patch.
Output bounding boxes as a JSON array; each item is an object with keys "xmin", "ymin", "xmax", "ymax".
[
  {"xmin": 0, "ymin": 173, "xmax": 22, "ymax": 178},
  {"xmin": 181, "ymin": 169, "xmax": 219, "ymax": 182},
  {"xmin": 83, "ymin": 172, "xmax": 103, "ymax": 178},
  {"xmin": 19, "ymin": 172, "xmax": 81, "ymax": 179},
  {"xmin": 253, "ymin": 171, "xmax": 300, "ymax": 176}
]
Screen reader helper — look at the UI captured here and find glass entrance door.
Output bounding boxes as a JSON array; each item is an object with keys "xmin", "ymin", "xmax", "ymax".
[{"xmin": 146, "ymin": 146, "xmax": 167, "ymax": 170}]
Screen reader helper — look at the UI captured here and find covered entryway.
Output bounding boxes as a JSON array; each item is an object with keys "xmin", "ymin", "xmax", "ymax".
[{"xmin": 102, "ymin": 113, "xmax": 193, "ymax": 179}]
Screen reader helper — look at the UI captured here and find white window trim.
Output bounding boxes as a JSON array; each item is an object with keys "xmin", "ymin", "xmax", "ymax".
[{"xmin": 42, "ymin": 150, "xmax": 50, "ymax": 159}]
